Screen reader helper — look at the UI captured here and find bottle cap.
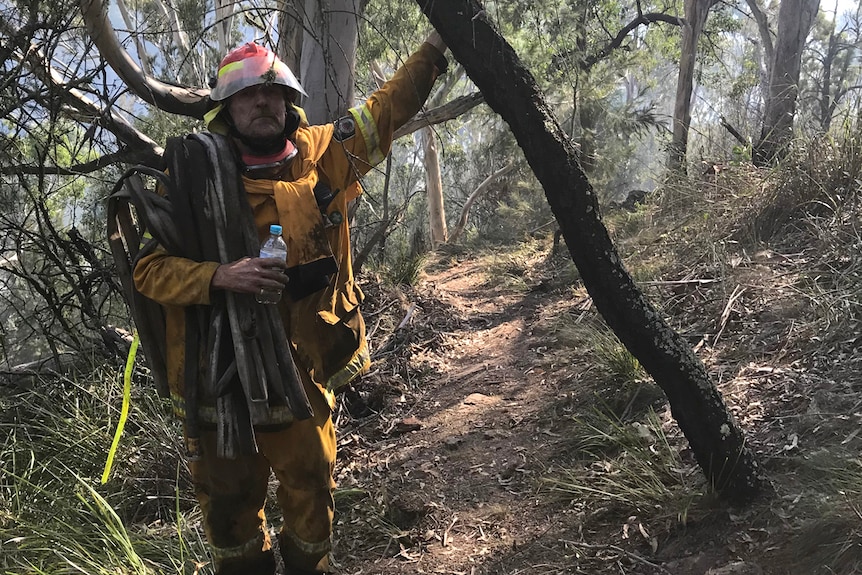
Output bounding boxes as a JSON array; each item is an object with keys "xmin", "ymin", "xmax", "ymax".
[{"xmin": 269, "ymin": 224, "xmax": 283, "ymax": 235}]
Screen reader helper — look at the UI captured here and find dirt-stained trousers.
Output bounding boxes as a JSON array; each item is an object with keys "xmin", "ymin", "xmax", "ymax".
[{"xmin": 187, "ymin": 376, "xmax": 336, "ymax": 575}]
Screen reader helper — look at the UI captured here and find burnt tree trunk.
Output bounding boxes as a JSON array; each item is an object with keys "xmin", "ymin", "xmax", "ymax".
[{"xmin": 418, "ymin": 0, "xmax": 763, "ymax": 503}]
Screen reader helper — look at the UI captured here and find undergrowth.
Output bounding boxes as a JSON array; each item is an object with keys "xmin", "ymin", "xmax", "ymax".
[
  {"xmin": 542, "ymin": 408, "xmax": 705, "ymax": 526},
  {"xmin": 0, "ymin": 363, "xmax": 209, "ymax": 574}
]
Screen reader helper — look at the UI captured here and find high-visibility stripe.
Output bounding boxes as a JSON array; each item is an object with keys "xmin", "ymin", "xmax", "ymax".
[
  {"xmin": 326, "ymin": 343, "xmax": 370, "ymax": 394},
  {"xmin": 210, "ymin": 531, "xmax": 267, "ymax": 560},
  {"xmin": 218, "ymin": 60, "xmax": 245, "ymax": 78},
  {"xmin": 170, "ymin": 391, "xmax": 297, "ymax": 425},
  {"xmin": 283, "ymin": 526, "xmax": 332, "ymax": 556},
  {"xmin": 348, "ymin": 105, "xmax": 385, "ymax": 166},
  {"xmin": 138, "ymin": 231, "xmax": 154, "ymax": 250}
]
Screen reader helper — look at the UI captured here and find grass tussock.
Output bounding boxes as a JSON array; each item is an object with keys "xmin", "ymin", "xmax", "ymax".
[
  {"xmin": 541, "ymin": 408, "xmax": 704, "ymax": 524},
  {"xmin": 383, "ymin": 248, "xmax": 427, "ymax": 287},
  {"xmin": 0, "ymin": 363, "xmax": 209, "ymax": 574},
  {"xmin": 553, "ymin": 316, "xmax": 645, "ymax": 385},
  {"xmin": 484, "ymin": 241, "xmax": 548, "ymax": 291}
]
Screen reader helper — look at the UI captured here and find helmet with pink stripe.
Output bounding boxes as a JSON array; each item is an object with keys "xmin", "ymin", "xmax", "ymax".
[{"xmin": 210, "ymin": 42, "xmax": 306, "ymax": 102}]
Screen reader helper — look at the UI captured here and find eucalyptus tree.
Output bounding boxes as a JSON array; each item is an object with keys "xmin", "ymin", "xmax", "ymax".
[
  {"xmin": 746, "ymin": 0, "xmax": 776, "ymax": 99},
  {"xmin": 668, "ymin": 0, "xmax": 721, "ymax": 173},
  {"xmin": 754, "ymin": 0, "xmax": 822, "ymax": 164},
  {"xmin": 803, "ymin": 4, "xmax": 862, "ymax": 131},
  {"xmin": 299, "ymin": 0, "xmax": 365, "ymax": 123}
]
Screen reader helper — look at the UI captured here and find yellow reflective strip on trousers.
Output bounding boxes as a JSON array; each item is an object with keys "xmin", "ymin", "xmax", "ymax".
[
  {"xmin": 210, "ymin": 531, "xmax": 267, "ymax": 560},
  {"xmin": 326, "ymin": 344, "xmax": 370, "ymax": 394},
  {"xmin": 348, "ymin": 105, "xmax": 385, "ymax": 166},
  {"xmin": 283, "ymin": 526, "xmax": 332, "ymax": 556}
]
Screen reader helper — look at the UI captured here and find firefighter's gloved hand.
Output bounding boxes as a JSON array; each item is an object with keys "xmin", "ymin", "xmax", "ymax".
[
  {"xmin": 211, "ymin": 256, "xmax": 288, "ymax": 295},
  {"xmin": 424, "ymin": 30, "xmax": 447, "ymax": 54}
]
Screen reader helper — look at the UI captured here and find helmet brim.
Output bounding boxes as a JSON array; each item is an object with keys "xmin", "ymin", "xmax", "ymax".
[{"xmin": 210, "ymin": 53, "xmax": 306, "ymax": 102}]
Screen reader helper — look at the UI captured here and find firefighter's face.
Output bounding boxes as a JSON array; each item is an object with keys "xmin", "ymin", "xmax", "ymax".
[{"xmin": 228, "ymin": 84, "xmax": 287, "ymax": 140}]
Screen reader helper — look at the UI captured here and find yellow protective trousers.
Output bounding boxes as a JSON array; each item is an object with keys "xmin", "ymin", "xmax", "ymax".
[{"xmin": 188, "ymin": 380, "xmax": 336, "ymax": 575}]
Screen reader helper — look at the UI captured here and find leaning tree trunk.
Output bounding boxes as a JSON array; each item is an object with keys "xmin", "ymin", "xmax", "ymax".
[
  {"xmin": 754, "ymin": 0, "xmax": 820, "ymax": 165},
  {"xmin": 418, "ymin": 0, "xmax": 763, "ymax": 503}
]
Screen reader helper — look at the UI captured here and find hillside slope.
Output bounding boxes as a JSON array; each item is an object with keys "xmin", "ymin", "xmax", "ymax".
[{"xmin": 334, "ymin": 163, "xmax": 862, "ymax": 575}]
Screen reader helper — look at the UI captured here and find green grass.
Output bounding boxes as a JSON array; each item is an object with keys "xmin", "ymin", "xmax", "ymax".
[
  {"xmin": 385, "ymin": 249, "xmax": 426, "ymax": 287},
  {"xmin": 554, "ymin": 317, "xmax": 645, "ymax": 384},
  {"xmin": 542, "ymin": 408, "xmax": 704, "ymax": 523},
  {"xmin": 0, "ymin": 363, "xmax": 210, "ymax": 574}
]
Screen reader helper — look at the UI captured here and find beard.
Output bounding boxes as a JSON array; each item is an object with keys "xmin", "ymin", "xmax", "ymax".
[
  {"xmin": 225, "ymin": 111, "xmax": 288, "ymax": 156},
  {"xmin": 234, "ymin": 130, "xmax": 287, "ymax": 155}
]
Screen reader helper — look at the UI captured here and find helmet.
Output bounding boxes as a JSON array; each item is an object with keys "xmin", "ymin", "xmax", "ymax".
[{"xmin": 209, "ymin": 42, "xmax": 307, "ymax": 102}]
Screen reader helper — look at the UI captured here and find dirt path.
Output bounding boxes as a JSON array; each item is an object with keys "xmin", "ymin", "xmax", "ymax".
[
  {"xmin": 335, "ymin": 256, "xmax": 585, "ymax": 574},
  {"xmin": 333, "ymin": 245, "xmax": 862, "ymax": 575}
]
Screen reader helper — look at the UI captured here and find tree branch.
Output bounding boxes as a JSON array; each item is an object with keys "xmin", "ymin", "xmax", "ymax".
[
  {"xmin": 719, "ymin": 116, "xmax": 748, "ymax": 146},
  {"xmin": 78, "ymin": 0, "xmax": 210, "ymax": 119},
  {"xmin": 555, "ymin": 12, "xmax": 684, "ymax": 72},
  {"xmin": 393, "ymin": 92, "xmax": 484, "ymax": 139},
  {"xmin": 448, "ymin": 162, "xmax": 516, "ymax": 244},
  {"xmin": 0, "ymin": 150, "xmax": 144, "ymax": 175},
  {"xmin": 19, "ymin": 41, "xmax": 164, "ymax": 167}
]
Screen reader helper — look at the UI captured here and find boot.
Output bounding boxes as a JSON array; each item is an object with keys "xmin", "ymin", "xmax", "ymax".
[{"xmin": 215, "ymin": 550, "xmax": 276, "ymax": 575}]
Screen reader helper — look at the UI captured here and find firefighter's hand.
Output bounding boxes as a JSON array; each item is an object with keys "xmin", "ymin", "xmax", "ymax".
[
  {"xmin": 211, "ymin": 257, "xmax": 288, "ymax": 295},
  {"xmin": 424, "ymin": 30, "xmax": 447, "ymax": 54}
]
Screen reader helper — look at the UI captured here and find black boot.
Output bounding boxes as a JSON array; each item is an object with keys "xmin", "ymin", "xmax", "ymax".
[{"xmin": 215, "ymin": 551, "xmax": 276, "ymax": 575}]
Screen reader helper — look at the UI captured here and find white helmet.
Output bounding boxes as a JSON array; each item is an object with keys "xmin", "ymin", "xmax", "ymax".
[{"xmin": 209, "ymin": 42, "xmax": 306, "ymax": 102}]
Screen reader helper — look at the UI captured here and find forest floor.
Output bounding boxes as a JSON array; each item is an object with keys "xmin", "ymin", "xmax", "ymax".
[{"xmin": 329, "ymin": 192, "xmax": 862, "ymax": 575}]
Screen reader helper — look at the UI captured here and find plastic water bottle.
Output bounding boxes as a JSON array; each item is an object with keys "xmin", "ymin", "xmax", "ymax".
[{"xmin": 256, "ymin": 224, "xmax": 287, "ymax": 304}]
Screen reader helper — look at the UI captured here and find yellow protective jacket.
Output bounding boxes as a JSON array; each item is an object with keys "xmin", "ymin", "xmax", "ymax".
[{"xmin": 134, "ymin": 42, "xmax": 447, "ymax": 419}]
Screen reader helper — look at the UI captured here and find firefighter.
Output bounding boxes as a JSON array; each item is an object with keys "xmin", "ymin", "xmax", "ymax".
[{"xmin": 134, "ymin": 32, "xmax": 448, "ymax": 575}]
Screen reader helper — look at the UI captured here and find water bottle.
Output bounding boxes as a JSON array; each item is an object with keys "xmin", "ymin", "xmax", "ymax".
[{"xmin": 256, "ymin": 224, "xmax": 287, "ymax": 304}]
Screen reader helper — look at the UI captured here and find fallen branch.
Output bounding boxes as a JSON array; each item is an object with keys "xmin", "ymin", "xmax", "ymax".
[
  {"xmin": 559, "ymin": 539, "xmax": 673, "ymax": 574},
  {"xmin": 371, "ymin": 303, "xmax": 418, "ymax": 359}
]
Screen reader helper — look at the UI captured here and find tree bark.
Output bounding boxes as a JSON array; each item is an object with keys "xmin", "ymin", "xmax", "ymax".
[
  {"xmin": 214, "ymin": 0, "xmax": 234, "ymax": 57},
  {"xmin": 421, "ymin": 127, "xmax": 447, "ymax": 247},
  {"xmin": 299, "ymin": 0, "xmax": 360, "ymax": 122},
  {"xmin": 667, "ymin": 0, "xmax": 719, "ymax": 173},
  {"xmin": 278, "ymin": 0, "xmax": 304, "ymax": 72},
  {"xmin": 419, "ymin": 66, "xmax": 462, "ymax": 249},
  {"xmin": 754, "ymin": 0, "xmax": 820, "ymax": 165},
  {"xmin": 745, "ymin": 0, "xmax": 774, "ymax": 101},
  {"xmin": 417, "ymin": 0, "xmax": 763, "ymax": 504}
]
